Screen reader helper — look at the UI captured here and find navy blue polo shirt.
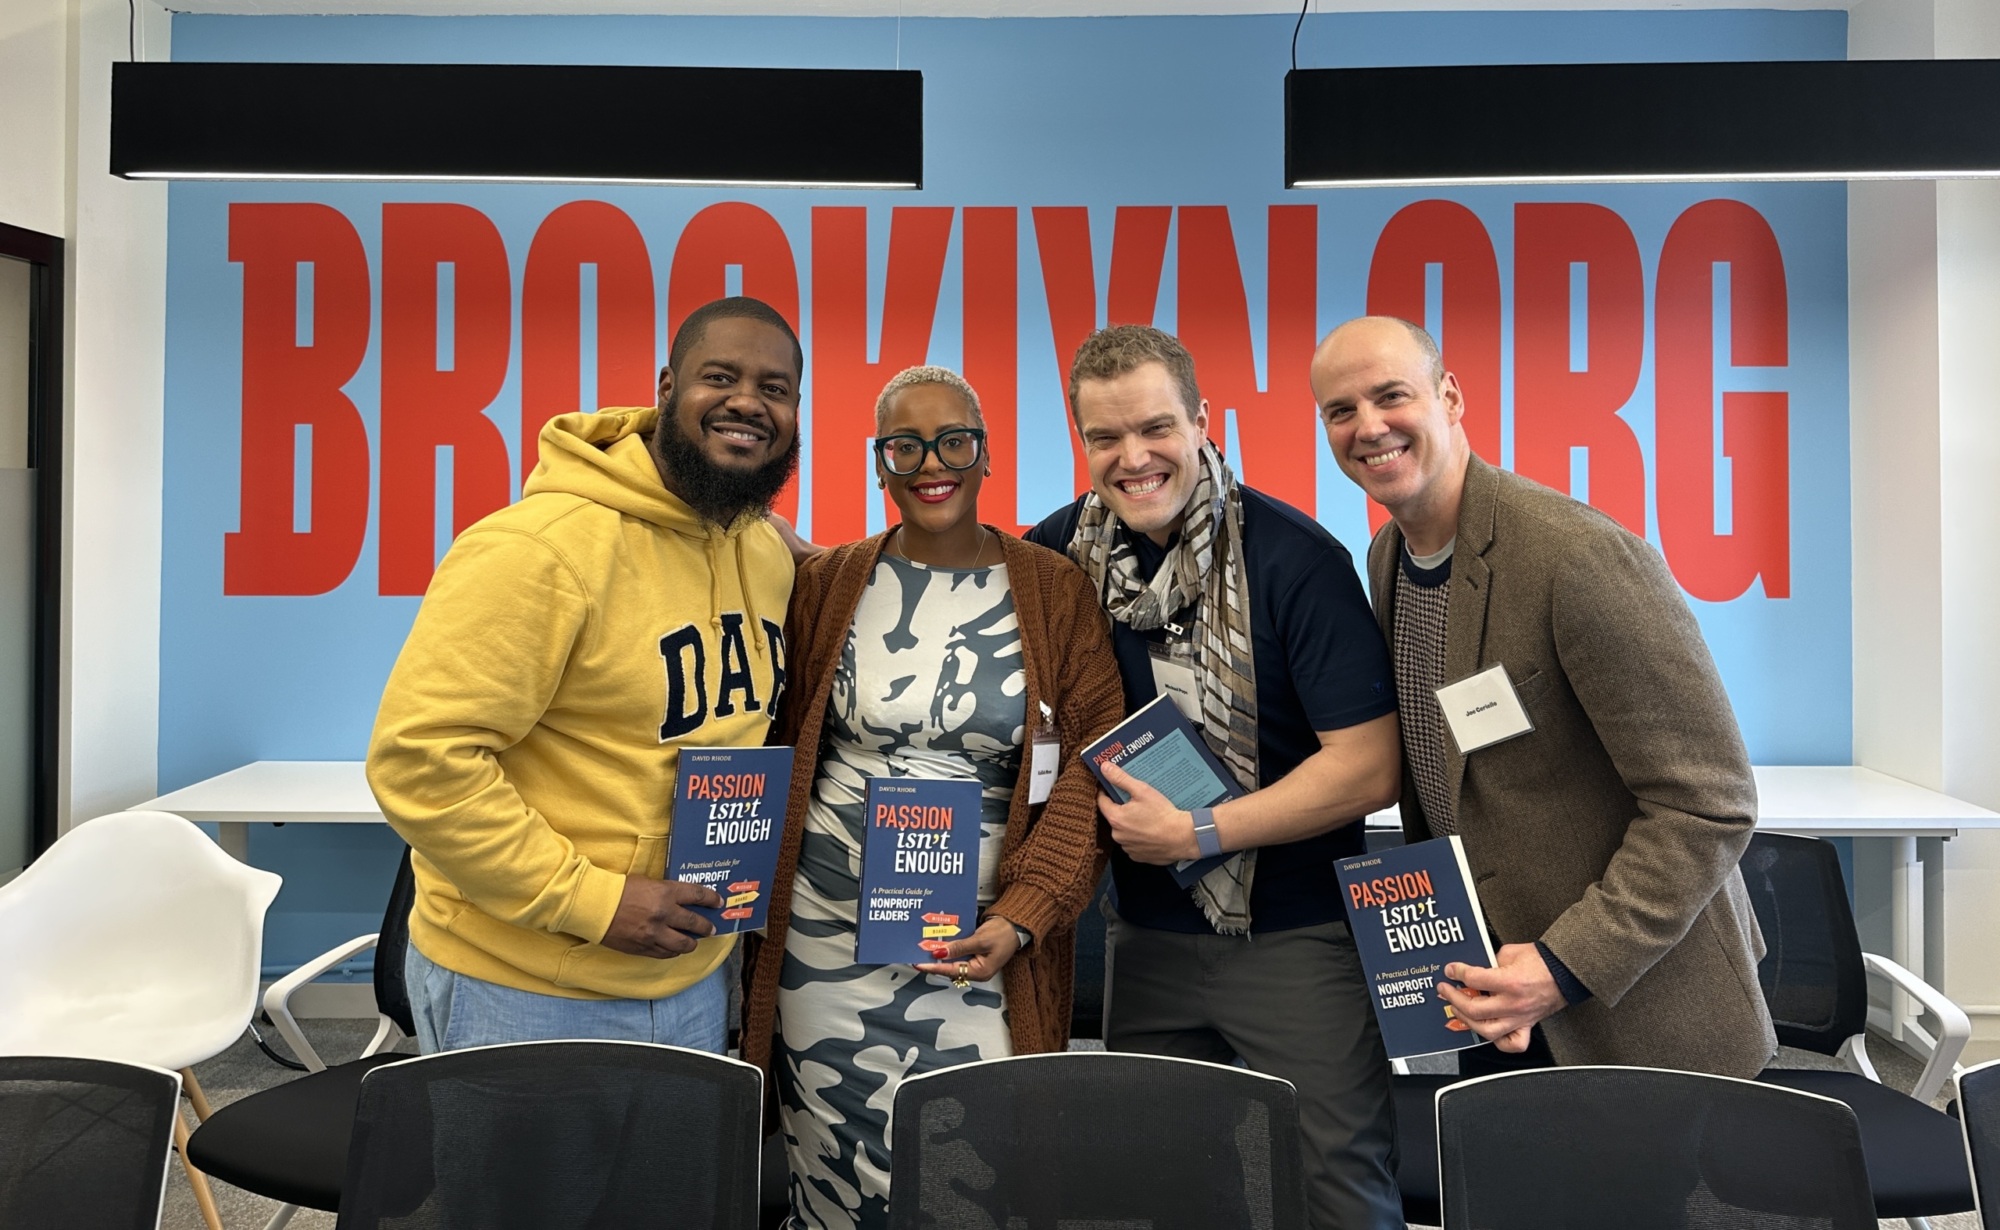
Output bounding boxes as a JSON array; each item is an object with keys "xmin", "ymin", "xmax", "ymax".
[{"xmin": 1027, "ymin": 485, "xmax": 1395, "ymax": 934}]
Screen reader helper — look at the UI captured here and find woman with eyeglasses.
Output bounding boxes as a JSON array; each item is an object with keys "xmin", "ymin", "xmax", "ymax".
[{"xmin": 742, "ymin": 365, "xmax": 1125, "ymax": 1230}]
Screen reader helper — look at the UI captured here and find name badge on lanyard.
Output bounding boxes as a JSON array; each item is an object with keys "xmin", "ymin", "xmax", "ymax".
[
  {"xmin": 1147, "ymin": 612, "xmax": 1203, "ymax": 724},
  {"xmin": 1435, "ymin": 664, "xmax": 1535, "ymax": 754},
  {"xmin": 1028, "ymin": 701, "xmax": 1061, "ymax": 804}
]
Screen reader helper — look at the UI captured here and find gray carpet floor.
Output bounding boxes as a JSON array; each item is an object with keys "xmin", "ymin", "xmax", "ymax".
[{"xmin": 159, "ymin": 1020, "xmax": 1979, "ymax": 1229}]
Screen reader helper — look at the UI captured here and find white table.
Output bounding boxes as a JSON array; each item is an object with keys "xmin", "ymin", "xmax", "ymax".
[
  {"xmin": 133, "ymin": 761, "xmax": 381, "ymax": 862},
  {"xmin": 1370, "ymin": 764, "xmax": 2000, "ymax": 1042}
]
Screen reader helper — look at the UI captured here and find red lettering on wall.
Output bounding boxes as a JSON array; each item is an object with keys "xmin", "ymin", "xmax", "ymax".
[
  {"xmin": 1655, "ymin": 200, "xmax": 1791, "ymax": 601},
  {"xmin": 1032, "ymin": 206, "xmax": 1171, "ymax": 494},
  {"xmin": 1177, "ymin": 205, "xmax": 1317, "ymax": 513},
  {"xmin": 224, "ymin": 203, "xmax": 373, "ymax": 596},
  {"xmin": 217, "ymin": 197, "xmax": 1803, "ymax": 607},
  {"xmin": 1366, "ymin": 201, "xmax": 1504, "ymax": 532},
  {"xmin": 1513, "ymin": 203, "xmax": 1647, "ymax": 535},
  {"xmin": 810, "ymin": 207, "xmax": 954, "ymax": 542},
  {"xmin": 962, "ymin": 207, "xmax": 1024, "ymax": 533},
  {"xmin": 378, "ymin": 204, "xmax": 515, "ymax": 595},
  {"xmin": 519, "ymin": 201, "xmax": 656, "ymax": 482},
  {"xmin": 666, "ymin": 203, "xmax": 804, "ymax": 523}
]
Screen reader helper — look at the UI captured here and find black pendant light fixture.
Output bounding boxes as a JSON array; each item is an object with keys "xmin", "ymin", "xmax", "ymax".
[
  {"xmin": 111, "ymin": 62, "xmax": 923, "ymax": 188},
  {"xmin": 1285, "ymin": 59, "xmax": 2000, "ymax": 187}
]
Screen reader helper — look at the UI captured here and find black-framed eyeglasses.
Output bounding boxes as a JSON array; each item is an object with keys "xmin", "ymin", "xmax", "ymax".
[{"xmin": 872, "ymin": 428, "xmax": 987, "ymax": 476}]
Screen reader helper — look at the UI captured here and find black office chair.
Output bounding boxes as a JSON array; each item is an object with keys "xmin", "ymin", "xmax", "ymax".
[
  {"xmin": 336, "ymin": 1040, "xmax": 763, "ymax": 1230},
  {"xmin": 1744, "ymin": 831, "xmax": 1975, "ymax": 1226},
  {"xmin": 0, "ymin": 1055, "xmax": 183, "ymax": 1230},
  {"xmin": 188, "ymin": 846, "xmax": 418, "ymax": 1222},
  {"xmin": 1955, "ymin": 1057, "xmax": 2000, "ymax": 1228},
  {"xmin": 887, "ymin": 1051, "xmax": 1307, "ymax": 1230},
  {"xmin": 1391, "ymin": 831, "xmax": 1978, "ymax": 1227},
  {"xmin": 1438, "ymin": 1066, "xmax": 1877, "ymax": 1229}
]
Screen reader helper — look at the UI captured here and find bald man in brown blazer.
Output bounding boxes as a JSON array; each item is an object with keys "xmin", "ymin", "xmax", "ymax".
[{"xmin": 1308, "ymin": 316, "xmax": 1776, "ymax": 1078}]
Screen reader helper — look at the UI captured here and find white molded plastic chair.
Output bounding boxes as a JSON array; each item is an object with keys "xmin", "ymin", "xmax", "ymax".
[{"xmin": 0, "ymin": 809, "xmax": 283, "ymax": 1230}]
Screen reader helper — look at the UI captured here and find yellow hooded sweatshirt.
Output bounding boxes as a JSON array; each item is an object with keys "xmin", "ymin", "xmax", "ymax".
[{"xmin": 368, "ymin": 406, "xmax": 793, "ymax": 1001}]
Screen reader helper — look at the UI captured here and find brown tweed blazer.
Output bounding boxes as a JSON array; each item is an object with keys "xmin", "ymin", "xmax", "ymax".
[
  {"xmin": 740, "ymin": 529, "xmax": 1125, "ymax": 1080},
  {"xmin": 1369, "ymin": 455, "xmax": 1777, "ymax": 1077}
]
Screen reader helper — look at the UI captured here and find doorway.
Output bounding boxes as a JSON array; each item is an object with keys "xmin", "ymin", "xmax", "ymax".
[{"xmin": 0, "ymin": 222, "xmax": 63, "ymax": 876}]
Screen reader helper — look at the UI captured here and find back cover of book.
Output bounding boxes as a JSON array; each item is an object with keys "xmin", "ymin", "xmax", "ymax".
[
  {"xmin": 1335, "ymin": 836, "xmax": 1498, "ymax": 1060},
  {"xmin": 1078, "ymin": 694, "xmax": 1243, "ymax": 887},
  {"xmin": 665, "ymin": 745, "xmax": 796, "ymax": 934},
  {"xmin": 856, "ymin": 777, "xmax": 983, "ymax": 966}
]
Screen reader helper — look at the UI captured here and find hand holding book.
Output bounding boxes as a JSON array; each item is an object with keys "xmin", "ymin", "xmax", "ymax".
[
  {"xmin": 1096, "ymin": 760, "xmax": 1208, "ymax": 864},
  {"xmin": 910, "ymin": 915, "xmax": 1025, "ymax": 985},
  {"xmin": 1079, "ymin": 695, "xmax": 1243, "ymax": 888},
  {"xmin": 1438, "ymin": 942, "xmax": 1567, "ymax": 1051},
  {"xmin": 600, "ymin": 877, "xmax": 722, "ymax": 958}
]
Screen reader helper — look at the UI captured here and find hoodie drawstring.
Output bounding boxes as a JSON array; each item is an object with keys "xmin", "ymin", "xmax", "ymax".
[
  {"xmin": 739, "ymin": 531, "xmax": 765, "ymax": 652},
  {"xmin": 707, "ymin": 525, "xmax": 767, "ymax": 655},
  {"xmin": 706, "ymin": 533, "xmax": 725, "ymax": 641}
]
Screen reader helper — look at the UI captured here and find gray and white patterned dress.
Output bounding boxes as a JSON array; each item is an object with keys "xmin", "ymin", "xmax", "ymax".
[{"xmin": 776, "ymin": 553, "xmax": 1025, "ymax": 1230}]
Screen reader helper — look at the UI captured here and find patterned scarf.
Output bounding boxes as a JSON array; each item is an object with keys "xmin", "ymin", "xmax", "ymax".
[{"xmin": 1070, "ymin": 441, "xmax": 1261, "ymax": 934}]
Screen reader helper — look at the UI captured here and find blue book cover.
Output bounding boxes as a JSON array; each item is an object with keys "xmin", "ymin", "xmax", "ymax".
[
  {"xmin": 665, "ymin": 745, "xmax": 795, "ymax": 935},
  {"xmin": 856, "ymin": 777, "xmax": 983, "ymax": 966},
  {"xmin": 1079, "ymin": 694, "xmax": 1244, "ymax": 888},
  {"xmin": 1334, "ymin": 836, "xmax": 1499, "ymax": 1060}
]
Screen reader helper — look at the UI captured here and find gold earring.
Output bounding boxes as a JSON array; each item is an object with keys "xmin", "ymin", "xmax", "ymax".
[
  {"xmin": 877, "ymin": 479, "xmax": 886, "ymax": 489},
  {"xmin": 983, "ymin": 468, "xmax": 992, "ymax": 476}
]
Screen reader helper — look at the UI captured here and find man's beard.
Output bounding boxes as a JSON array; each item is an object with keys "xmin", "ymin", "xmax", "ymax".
[{"xmin": 652, "ymin": 389, "xmax": 801, "ymax": 528}]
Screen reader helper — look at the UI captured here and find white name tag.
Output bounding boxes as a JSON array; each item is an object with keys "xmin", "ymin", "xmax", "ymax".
[
  {"xmin": 1150, "ymin": 656, "xmax": 1203, "ymax": 722},
  {"xmin": 1435, "ymin": 664, "xmax": 1535, "ymax": 755},
  {"xmin": 1028, "ymin": 739, "xmax": 1060, "ymax": 804}
]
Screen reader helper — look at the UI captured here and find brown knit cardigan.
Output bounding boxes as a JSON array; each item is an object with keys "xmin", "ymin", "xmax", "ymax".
[{"xmin": 740, "ymin": 528, "xmax": 1126, "ymax": 1080}]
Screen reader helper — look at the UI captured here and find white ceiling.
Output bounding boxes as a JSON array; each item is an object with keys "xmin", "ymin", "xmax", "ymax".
[{"xmin": 164, "ymin": 1, "xmax": 1855, "ymax": 16}]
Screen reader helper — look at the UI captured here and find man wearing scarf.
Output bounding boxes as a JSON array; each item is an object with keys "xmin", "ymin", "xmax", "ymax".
[{"xmin": 1027, "ymin": 326, "xmax": 1405, "ymax": 1230}]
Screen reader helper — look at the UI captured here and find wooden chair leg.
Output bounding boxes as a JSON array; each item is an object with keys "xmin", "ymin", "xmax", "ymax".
[
  {"xmin": 181, "ymin": 1067, "xmax": 216, "ymax": 1121},
  {"xmin": 172, "ymin": 1106, "xmax": 226, "ymax": 1230}
]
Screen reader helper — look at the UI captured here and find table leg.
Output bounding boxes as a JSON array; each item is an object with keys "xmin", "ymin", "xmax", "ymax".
[
  {"xmin": 217, "ymin": 821, "xmax": 249, "ymax": 862},
  {"xmin": 1891, "ymin": 835, "xmax": 1922, "ymax": 1042}
]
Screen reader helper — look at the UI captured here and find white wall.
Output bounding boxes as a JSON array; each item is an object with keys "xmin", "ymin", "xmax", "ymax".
[
  {"xmin": 60, "ymin": 0, "xmax": 170, "ymax": 827},
  {"xmin": 0, "ymin": 0, "xmax": 73, "ymax": 238},
  {"xmin": 1850, "ymin": 0, "xmax": 2000, "ymax": 1062},
  {"xmin": 0, "ymin": 0, "xmax": 172, "ymax": 830}
]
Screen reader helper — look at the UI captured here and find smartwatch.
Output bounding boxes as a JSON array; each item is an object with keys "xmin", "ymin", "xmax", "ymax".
[{"xmin": 1191, "ymin": 807, "xmax": 1224, "ymax": 858}]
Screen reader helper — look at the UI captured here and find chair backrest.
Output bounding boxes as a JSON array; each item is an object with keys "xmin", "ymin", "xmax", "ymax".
[
  {"xmin": 1438, "ymin": 1066, "xmax": 1876, "ymax": 1229},
  {"xmin": 0, "ymin": 1055, "xmax": 182, "ymax": 1230},
  {"xmin": 888, "ymin": 1052, "xmax": 1307, "ymax": 1230},
  {"xmin": 1957, "ymin": 1058, "xmax": 2000, "ymax": 1229},
  {"xmin": 372, "ymin": 846, "xmax": 418, "ymax": 1038},
  {"xmin": 0, "ymin": 810, "xmax": 282, "ymax": 1069},
  {"xmin": 1738, "ymin": 831, "xmax": 1871, "ymax": 1056},
  {"xmin": 336, "ymin": 1040, "xmax": 763, "ymax": 1230}
]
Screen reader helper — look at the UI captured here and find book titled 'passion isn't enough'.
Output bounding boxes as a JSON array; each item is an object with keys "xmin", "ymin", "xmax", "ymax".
[
  {"xmin": 1334, "ymin": 836, "xmax": 1498, "ymax": 1060},
  {"xmin": 665, "ymin": 745, "xmax": 795, "ymax": 935},
  {"xmin": 856, "ymin": 777, "xmax": 982, "ymax": 966}
]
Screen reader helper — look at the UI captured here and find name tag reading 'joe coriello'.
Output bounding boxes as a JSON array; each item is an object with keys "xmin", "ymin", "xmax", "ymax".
[{"xmin": 1434, "ymin": 664, "xmax": 1535, "ymax": 755}]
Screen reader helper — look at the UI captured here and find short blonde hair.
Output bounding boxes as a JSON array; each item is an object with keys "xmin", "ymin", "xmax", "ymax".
[{"xmin": 874, "ymin": 365, "xmax": 984, "ymax": 433}]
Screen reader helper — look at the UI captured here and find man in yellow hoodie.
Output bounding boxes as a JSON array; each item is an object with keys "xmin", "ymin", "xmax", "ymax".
[{"xmin": 368, "ymin": 296, "xmax": 801, "ymax": 1052}]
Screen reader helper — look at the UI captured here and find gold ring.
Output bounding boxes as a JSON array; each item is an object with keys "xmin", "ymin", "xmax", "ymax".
[{"xmin": 952, "ymin": 960, "xmax": 972, "ymax": 988}]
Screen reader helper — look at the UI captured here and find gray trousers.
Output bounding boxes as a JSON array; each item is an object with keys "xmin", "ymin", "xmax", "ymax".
[{"xmin": 1104, "ymin": 910, "xmax": 1403, "ymax": 1230}]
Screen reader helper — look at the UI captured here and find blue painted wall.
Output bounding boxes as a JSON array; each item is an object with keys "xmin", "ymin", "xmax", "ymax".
[{"xmin": 161, "ymin": 9, "xmax": 1851, "ymax": 973}]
